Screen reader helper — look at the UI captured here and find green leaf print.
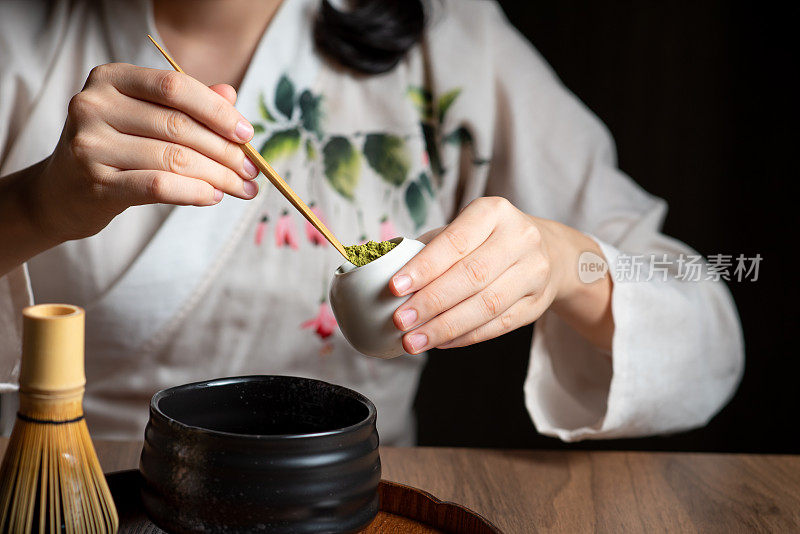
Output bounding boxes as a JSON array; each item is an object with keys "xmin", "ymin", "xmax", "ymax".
[
  {"xmin": 299, "ymin": 90, "xmax": 324, "ymax": 140},
  {"xmin": 418, "ymin": 171, "xmax": 434, "ymax": 196},
  {"xmin": 437, "ymin": 88, "xmax": 461, "ymax": 123},
  {"xmin": 260, "ymin": 128, "xmax": 301, "ymax": 162},
  {"xmin": 258, "ymin": 93, "xmax": 276, "ymax": 122},
  {"xmin": 405, "ymin": 181, "xmax": 427, "ymax": 229},
  {"xmin": 252, "ymin": 123, "xmax": 266, "ymax": 134},
  {"xmin": 362, "ymin": 134, "xmax": 411, "ymax": 186},
  {"xmin": 421, "ymin": 123, "xmax": 445, "ymax": 179},
  {"xmin": 444, "ymin": 126, "xmax": 473, "ymax": 145},
  {"xmin": 444, "ymin": 126, "xmax": 490, "ymax": 165},
  {"xmin": 275, "ymin": 75, "xmax": 295, "ymax": 119},
  {"xmin": 305, "ymin": 138, "xmax": 317, "ymax": 161},
  {"xmin": 323, "ymin": 136, "xmax": 361, "ymax": 200},
  {"xmin": 407, "ymin": 86, "xmax": 434, "ymax": 121}
]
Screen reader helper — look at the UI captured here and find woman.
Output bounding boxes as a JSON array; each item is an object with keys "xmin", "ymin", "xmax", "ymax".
[{"xmin": 0, "ymin": 0, "xmax": 743, "ymax": 445}]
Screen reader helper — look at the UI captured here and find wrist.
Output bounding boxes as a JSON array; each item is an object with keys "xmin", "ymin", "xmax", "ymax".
[
  {"xmin": 21, "ymin": 158, "xmax": 64, "ymax": 242},
  {"xmin": 0, "ymin": 159, "xmax": 63, "ymax": 275},
  {"xmin": 540, "ymin": 219, "xmax": 614, "ymax": 351},
  {"xmin": 537, "ymin": 218, "xmax": 588, "ymax": 304}
]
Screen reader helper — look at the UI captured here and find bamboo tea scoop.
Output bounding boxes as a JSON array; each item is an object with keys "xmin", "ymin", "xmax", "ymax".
[{"xmin": 147, "ymin": 35, "xmax": 349, "ymax": 261}]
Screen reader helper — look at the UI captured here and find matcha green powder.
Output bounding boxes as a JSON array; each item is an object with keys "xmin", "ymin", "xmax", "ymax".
[{"xmin": 345, "ymin": 240, "xmax": 398, "ymax": 267}]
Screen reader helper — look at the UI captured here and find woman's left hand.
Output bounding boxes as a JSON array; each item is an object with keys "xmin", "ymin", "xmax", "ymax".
[{"xmin": 390, "ymin": 196, "xmax": 610, "ymax": 354}]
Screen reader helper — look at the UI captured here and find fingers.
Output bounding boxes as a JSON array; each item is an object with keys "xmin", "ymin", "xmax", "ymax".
[
  {"xmin": 95, "ymin": 131, "xmax": 258, "ymax": 200},
  {"xmin": 437, "ymin": 296, "xmax": 549, "ymax": 349},
  {"xmin": 401, "ymin": 265, "xmax": 533, "ymax": 354},
  {"xmin": 393, "ymin": 232, "xmax": 516, "ymax": 331},
  {"xmin": 111, "ymin": 169, "xmax": 222, "ymax": 207},
  {"xmin": 208, "ymin": 84, "xmax": 237, "ymax": 104},
  {"xmin": 416, "ymin": 226, "xmax": 443, "ymax": 244},
  {"xmin": 102, "ymin": 97, "xmax": 259, "ymax": 182},
  {"xmin": 390, "ymin": 198, "xmax": 503, "ymax": 296},
  {"xmin": 91, "ymin": 64, "xmax": 254, "ymax": 143}
]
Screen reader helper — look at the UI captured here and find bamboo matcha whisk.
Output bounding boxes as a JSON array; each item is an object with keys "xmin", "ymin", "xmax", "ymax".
[{"xmin": 0, "ymin": 304, "xmax": 118, "ymax": 534}]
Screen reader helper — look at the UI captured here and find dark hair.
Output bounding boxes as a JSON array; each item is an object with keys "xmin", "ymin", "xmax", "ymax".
[{"xmin": 314, "ymin": 0, "xmax": 427, "ymax": 75}]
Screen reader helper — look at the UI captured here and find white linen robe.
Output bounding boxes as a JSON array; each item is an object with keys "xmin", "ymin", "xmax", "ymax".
[{"xmin": 0, "ymin": 0, "xmax": 744, "ymax": 444}]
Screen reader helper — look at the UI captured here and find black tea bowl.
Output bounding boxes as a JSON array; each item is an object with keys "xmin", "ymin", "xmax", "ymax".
[{"xmin": 139, "ymin": 375, "xmax": 381, "ymax": 533}]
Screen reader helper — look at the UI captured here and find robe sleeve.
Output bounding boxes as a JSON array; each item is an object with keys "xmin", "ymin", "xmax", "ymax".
[
  {"xmin": 433, "ymin": 1, "xmax": 744, "ymax": 441},
  {"xmin": 0, "ymin": 1, "xmax": 65, "ymax": 392}
]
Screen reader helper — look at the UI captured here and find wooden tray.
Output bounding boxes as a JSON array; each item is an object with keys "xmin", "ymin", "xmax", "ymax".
[{"xmin": 107, "ymin": 470, "xmax": 501, "ymax": 533}]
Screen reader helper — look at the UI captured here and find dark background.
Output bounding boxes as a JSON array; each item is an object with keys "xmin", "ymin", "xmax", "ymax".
[{"xmin": 415, "ymin": 1, "xmax": 798, "ymax": 453}]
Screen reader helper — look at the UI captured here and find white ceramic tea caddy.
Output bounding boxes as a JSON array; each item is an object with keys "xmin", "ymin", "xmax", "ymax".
[{"xmin": 329, "ymin": 237, "xmax": 425, "ymax": 358}]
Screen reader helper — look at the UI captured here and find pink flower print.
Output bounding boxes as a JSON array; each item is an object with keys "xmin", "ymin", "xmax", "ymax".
[
  {"xmin": 305, "ymin": 203, "xmax": 328, "ymax": 247},
  {"xmin": 275, "ymin": 210, "xmax": 299, "ymax": 250},
  {"xmin": 302, "ymin": 302, "xmax": 338, "ymax": 340},
  {"xmin": 422, "ymin": 151, "xmax": 430, "ymax": 168},
  {"xmin": 379, "ymin": 216, "xmax": 398, "ymax": 241},
  {"xmin": 254, "ymin": 215, "xmax": 269, "ymax": 245}
]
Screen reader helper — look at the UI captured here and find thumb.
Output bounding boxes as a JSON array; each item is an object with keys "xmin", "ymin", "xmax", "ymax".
[{"xmin": 208, "ymin": 83, "xmax": 237, "ymax": 105}]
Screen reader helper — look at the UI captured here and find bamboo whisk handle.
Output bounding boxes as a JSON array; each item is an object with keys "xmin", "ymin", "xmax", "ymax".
[{"xmin": 20, "ymin": 304, "xmax": 86, "ymax": 393}]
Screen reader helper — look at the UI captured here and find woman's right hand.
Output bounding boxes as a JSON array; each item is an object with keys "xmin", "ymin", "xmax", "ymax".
[{"xmin": 29, "ymin": 62, "xmax": 260, "ymax": 242}]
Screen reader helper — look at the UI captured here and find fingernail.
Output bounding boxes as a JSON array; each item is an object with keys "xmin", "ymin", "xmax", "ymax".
[
  {"xmin": 213, "ymin": 189, "xmax": 223, "ymax": 202},
  {"xmin": 397, "ymin": 308, "xmax": 418, "ymax": 330},
  {"xmin": 243, "ymin": 180, "xmax": 258, "ymax": 198},
  {"xmin": 243, "ymin": 157, "xmax": 259, "ymax": 178},
  {"xmin": 235, "ymin": 120, "xmax": 254, "ymax": 142},
  {"xmin": 407, "ymin": 333, "xmax": 428, "ymax": 353},
  {"xmin": 393, "ymin": 274, "xmax": 412, "ymax": 294}
]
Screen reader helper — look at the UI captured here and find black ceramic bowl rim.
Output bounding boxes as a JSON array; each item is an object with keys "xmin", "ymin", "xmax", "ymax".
[{"xmin": 149, "ymin": 375, "xmax": 377, "ymax": 441}]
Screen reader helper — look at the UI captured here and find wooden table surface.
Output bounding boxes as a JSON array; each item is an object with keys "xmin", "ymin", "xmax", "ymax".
[{"xmin": 2, "ymin": 438, "xmax": 799, "ymax": 533}]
